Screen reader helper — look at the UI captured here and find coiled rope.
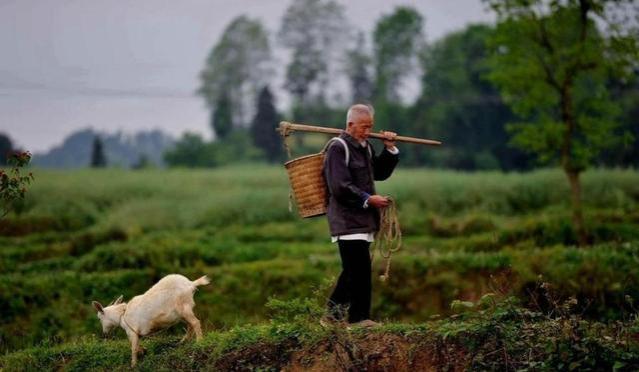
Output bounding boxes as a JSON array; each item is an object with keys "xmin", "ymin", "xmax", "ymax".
[{"xmin": 371, "ymin": 197, "xmax": 402, "ymax": 282}]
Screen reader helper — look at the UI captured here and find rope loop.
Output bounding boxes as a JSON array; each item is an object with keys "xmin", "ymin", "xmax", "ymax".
[{"xmin": 371, "ymin": 197, "xmax": 402, "ymax": 282}]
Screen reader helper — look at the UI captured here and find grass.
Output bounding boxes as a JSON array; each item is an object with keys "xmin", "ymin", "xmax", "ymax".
[
  {"xmin": 1, "ymin": 165, "xmax": 638, "ymax": 367},
  {"xmin": 2, "ymin": 295, "xmax": 638, "ymax": 371}
]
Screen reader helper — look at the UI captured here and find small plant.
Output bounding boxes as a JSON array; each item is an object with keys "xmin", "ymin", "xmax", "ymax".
[
  {"xmin": 265, "ymin": 297, "xmax": 323, "ymax": 325},
  {"xmin": 0, "ymin": 151, "xmax": 33, "ymax": 218}
]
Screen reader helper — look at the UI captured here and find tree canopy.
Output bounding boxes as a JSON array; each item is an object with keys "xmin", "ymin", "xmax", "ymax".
[
  {"xmin": 373, "ymin": 6, "xmax": 424, "ymax": 103},
  {"xmin": 251, "ymin": 86, "xmax": 282, "ymax": 163},
  {"xmin": 187, "ymin": 2, "xmax": 638, "ymax": 173},
  {"xmin": 278, "ymin": 0, "xmax": 349, "ymax": 107},
  {"xmin": 199, "ymin": 16, "xmax": 272, "ymax": 132}
]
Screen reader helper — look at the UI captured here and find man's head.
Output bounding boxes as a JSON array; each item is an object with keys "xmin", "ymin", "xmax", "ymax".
[{"xmin": 346, "ymin": 104, "xmax": 374, "ymax": 142}]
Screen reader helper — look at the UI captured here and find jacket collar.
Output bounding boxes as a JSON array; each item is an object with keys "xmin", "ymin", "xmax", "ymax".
[{"xmin": 340, "ymin": 131, "xmax": 368, "ymax": 149}]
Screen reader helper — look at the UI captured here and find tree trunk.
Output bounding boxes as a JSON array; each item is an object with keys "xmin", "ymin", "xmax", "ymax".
[
  {"xmin": 560, "ymin": 78, "xmax": 588, "ymax": 247},
  {"xmin": 565, "ymin": 169, "xmax": 589, "ymax": 246}
]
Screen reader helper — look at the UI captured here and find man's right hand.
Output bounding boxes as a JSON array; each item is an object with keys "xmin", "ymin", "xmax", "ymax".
[{"xmin": 367, "ymin": 195, "xmax": 390, "ymax": 208}]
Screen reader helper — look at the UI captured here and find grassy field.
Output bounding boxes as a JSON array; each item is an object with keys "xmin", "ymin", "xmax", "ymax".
[{"xmin": 1, "ymin": 165, "xmax": 639, "ymax": 369}]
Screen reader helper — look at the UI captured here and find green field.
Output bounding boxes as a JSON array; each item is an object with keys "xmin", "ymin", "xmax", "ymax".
[{"xmin": 1, "ymin": 166, "xmax": 639, "ymax": 370}]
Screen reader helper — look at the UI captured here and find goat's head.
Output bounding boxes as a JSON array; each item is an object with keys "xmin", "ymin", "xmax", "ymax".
[{"xmin": 92, "ymin": 295, "xmax": 125, "ymax": 334}]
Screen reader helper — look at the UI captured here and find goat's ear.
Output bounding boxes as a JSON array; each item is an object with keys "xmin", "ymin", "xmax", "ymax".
[
  {"xmin": 113, "ymin": 295, "xmax": 124, "ymax": 305},
  {"xmin": 92, "ymin": 301, "xmax": 104, "ymax": 314}
]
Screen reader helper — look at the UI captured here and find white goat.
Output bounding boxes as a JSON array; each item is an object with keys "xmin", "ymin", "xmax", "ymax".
[{"xmin": 92, "ymin": 274, "xmax": 210, "ymax": 367}]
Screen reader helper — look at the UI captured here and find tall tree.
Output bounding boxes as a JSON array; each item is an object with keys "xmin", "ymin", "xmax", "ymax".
[
  {"xmin": 0, "ymin": 133, "xmax": 13, "ymax": 166},
  {"xmin": 345, "ymin": 32, "xmax": 374, "ymax": 103},
  {"xmin": 284, "ymin": 48, "xmax": 327, "ymax": 105},
  {"xmin": 212, "ymin": 93, "xmax": 234, "ymax": 139},
  {"xmin": 373, "ymin": 6, "xmax": 424, "ymax": 103},
  {"xmin": 90, "ymin": 136, "xmax": 107, "ymax": 168},
  {"xmin": 485, "ymin": 0, "xmax": 639, "ymax": 246},
  {"xmin": 278, "ymin": 0, "xmax": 349, "ymax": 107},
  {"xmin": 250, "ymin": 86, "xmax": 282, "ymax": 162},
  {"xmin": 199, "ymin": 16, "xmax": 272, "ymax": 134}
]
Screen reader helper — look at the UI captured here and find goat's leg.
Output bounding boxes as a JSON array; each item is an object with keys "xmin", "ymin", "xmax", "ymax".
[
  {"xmin": 180, "ymin": 306, "xmax": 203, "ymax": 341},
  {"xmin": 129, "ymin": 333, "xmax": 140, "ymax": 367},
  {"xmin": 180, "ymin": 324, "xmax": 193, "ymax": 343}
]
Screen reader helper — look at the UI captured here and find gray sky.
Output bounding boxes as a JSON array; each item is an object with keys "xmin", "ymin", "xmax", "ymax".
[{"xmin": 0, "ymin": 0, "xmax": 493, "ymax": 153}]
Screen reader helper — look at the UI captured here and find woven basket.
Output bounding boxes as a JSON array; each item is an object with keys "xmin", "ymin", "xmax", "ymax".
[{"xmin": 284, "ymin": 152, "xmax": 328, "ymax": 218}]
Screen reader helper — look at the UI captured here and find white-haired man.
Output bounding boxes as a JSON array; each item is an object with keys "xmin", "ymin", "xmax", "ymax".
[{"xmin": 322, "ymin": 104, "xmax": 399, "ymax": 328}]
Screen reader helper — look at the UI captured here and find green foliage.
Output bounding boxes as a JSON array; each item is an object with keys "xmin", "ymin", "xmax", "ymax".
[
  {"xmin": 1, "ymin": 151, "xmax": 34, "ymax": 218},
  {"xmin": 373, "ymin": 6, "xmax": 424, "ymax": 103},
  {"xmin": 3, "ymin": 297, "xmax": 639, "ymax": 371},
  {"xmin": 278, "ymin": 0, "xmax": 348, "ymax": 105},
  {"xmin": 164, "ymin": 131, "xmax": 263, "ymax": 168},
  {"xmin": 485, "ymin": 0, "xmax": 638, "ymax": 172},
  {"xmin": 345, "ymin": 32, "xmax": 374, "ymax": 103},
  {"xmin": 211, "ymin": 92, "xmax": 233, "ymax": 139},
  {"xmin": 250, "ymin": 86, "xmax": 282, "ymax": 162},
  {"xmin": 266, "ymin": 297, "xmax": 323, "ymax": 325},
  {"xmin": 0, "ymin": 133, "xmax": 13, "ymax": 166},
  {"xmin": 187, "ymin": 5, "xmax": 639, "ymax": 171},
  {"xmin": 440, "ymin": 293, "xmax": 639, "ymax": 371},
  {"xmin": 163, "ymin": 132, "xmax": 214, "ymax": 167},
  {"xmin": 415, "ymin": 24, "xmax": 531, "ymax": 169},
  {"xmin": 602, "ymin": 73, "xmax": 639, "ymax": 167},
  {"xmin": 199, "ymin": 16, "xmax": 272, "ymax": 129}
]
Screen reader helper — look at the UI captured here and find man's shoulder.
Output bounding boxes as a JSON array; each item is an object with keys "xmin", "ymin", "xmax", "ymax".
[{"xmin": 326, "ymin": 137, "xmax": 347, "ymax": 153}]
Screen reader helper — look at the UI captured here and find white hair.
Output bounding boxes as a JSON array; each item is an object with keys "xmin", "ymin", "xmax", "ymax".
[{"xmin": 346, "ymin": 104, "xmax": 374, "ymax": 124}]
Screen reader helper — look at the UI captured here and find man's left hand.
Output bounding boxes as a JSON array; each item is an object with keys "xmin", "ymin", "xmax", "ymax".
[{"xmin": 380, "ymin": 131, "xmax": 397, "ymax": 149}]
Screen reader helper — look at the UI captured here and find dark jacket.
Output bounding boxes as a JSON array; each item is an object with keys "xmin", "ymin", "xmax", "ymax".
[{"xmin": 323, "ymin": 132, "xmax": 399, "ymax": 236}]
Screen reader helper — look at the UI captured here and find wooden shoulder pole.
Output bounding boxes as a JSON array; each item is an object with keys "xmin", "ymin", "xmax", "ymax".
[{"xmin": 277, "ymin": 121, "xmax": 441, "ymax": 146}]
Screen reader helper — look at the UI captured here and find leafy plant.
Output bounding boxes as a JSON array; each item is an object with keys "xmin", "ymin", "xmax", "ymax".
[{"xmin": 0, "ymin": 151, "xmax": 33, "ymax": 218}]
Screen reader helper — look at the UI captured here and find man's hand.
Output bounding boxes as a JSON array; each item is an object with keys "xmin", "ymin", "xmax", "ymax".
[
  {"xmin": 367, "ymin": 194, "xmax": 390, "ymax": 208},
  {"xmin": 380, "ymin": 131, "xmax": 397, "ymax": 149}
]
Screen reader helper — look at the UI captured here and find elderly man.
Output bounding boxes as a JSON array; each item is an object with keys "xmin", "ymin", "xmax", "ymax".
[{"xmin": 322, "ymin": 104, "xmax": 399, "ymax": 328}]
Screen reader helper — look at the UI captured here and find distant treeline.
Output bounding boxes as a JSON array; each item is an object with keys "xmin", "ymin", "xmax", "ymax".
[
  {"xmin": 164, "ymin": 0, "xmax": 638, "ymax": 170},
  {"xmin": 23, "ymin": 129, "xmax": 175, "ymax": 169}
]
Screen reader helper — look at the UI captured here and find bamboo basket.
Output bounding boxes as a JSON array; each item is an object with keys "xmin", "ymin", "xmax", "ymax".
[{"xmin": 284, "ymin": 152, "xmax": 328, "ymax": 218}]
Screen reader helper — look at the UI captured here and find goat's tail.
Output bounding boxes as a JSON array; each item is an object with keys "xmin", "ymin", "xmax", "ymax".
[{"xmin": 192, "ymin": 275, "xmax": 211, "ymax": 287}]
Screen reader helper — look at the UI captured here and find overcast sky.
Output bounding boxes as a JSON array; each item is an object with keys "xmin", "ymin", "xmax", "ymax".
[{"xmin": 0, "ymin": 0, "xmax": 494, "ymax": 153}]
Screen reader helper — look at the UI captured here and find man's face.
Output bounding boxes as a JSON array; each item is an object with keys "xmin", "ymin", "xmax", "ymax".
[{"xmin": 347, "ymin": 113, "xmax": 373, "ymax": 142}]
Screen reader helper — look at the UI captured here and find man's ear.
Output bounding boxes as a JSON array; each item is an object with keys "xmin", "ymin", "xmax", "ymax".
[
  {"xmin": 113, "ymin": 295, "xmax": 124, "ymax": 305},
  {"xmin": 92, "ymin": 301, "xmax": 104, "ymax": 314}
]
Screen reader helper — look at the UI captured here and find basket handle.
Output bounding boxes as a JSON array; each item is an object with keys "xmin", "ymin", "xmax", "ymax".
[{"xmin": 323, "ymin": 137, "xmax": 349, "ymax": 166}]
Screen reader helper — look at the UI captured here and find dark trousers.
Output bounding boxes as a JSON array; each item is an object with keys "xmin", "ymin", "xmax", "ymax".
[{"xmin": 327, "ymin": 240, "xmax": 372, "ymax": 323}]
